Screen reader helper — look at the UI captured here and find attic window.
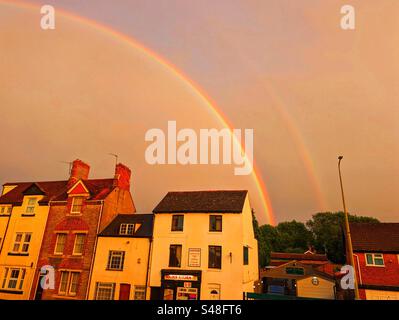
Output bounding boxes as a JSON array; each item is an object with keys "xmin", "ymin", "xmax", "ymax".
[
  {"xmin": 71, "ymin": 197, "xmax": 84, "ymax": 214},
  {"xmin": 120, "ymin": 223, "xmax": 135, "ymax": 235},
  {"xmin": 25, "ymin": 198, "xmax": 37, "ymax": 215}
]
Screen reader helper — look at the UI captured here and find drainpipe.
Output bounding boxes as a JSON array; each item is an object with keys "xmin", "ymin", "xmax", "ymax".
[
  {"xmin": 85, "ymin": 199, "xmax": 104, "ymax": 300},
  {"xmin": 353, "ymin": 254, "xmax": 363, "ymax": 286},
  {"xmin": 145, "ymin": 216, "xmax": 155, "ymax": 300}
]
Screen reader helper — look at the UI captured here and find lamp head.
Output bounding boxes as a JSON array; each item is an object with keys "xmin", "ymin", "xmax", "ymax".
[{"xmin": 338, "ymin": 156, "xmax": 343, "ymax": 160}]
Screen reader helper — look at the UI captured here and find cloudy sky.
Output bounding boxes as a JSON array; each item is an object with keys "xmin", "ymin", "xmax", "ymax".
[{"xmin": 0, "ymin": 0, "xmax": 398, "ymax": 224}]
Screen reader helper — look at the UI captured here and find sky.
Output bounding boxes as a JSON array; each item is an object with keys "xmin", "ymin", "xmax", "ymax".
[{"xmin": 0, "ymin": 0, "xmax": 398, "ymax": 224}]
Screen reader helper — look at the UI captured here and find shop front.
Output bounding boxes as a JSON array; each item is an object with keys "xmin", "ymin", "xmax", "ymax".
[{"xmin": 161, "ymin": 269, "xmax": 202, "ymax": 300}]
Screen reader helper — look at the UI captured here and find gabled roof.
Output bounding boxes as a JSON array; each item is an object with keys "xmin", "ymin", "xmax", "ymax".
[
  {"xmin": 350, "ymin": 222, "xmax": 399, "ymax": 252},
  {"xmin": 99, "ymin": 214, "xmax": 154, "ymax": 238},
  {"xmin": 0, "ymin": 179, "xmax": 115, "ymax": 205},
  {"xmin": 153, "ymin": 190, "xmax": 248, "ymax": 213},
  {"xmin": 271, "ymin": 252, "xmax": 329, "ymax": 262}
]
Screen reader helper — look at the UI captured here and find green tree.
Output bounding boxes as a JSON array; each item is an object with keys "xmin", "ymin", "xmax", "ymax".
[
  {"xmin": 306, "ymin": 212, "xmax": 379, "ymax": 263},
  {"xmin": 276, "ymin": 220, "xmax": 314, "ymax": 253}
]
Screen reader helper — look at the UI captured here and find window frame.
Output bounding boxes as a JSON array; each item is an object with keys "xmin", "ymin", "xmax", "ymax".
[
  {"xmin": 25, "ymin": 197, "xmax": 37, "ymax": 215},
  {"xmin": 58, "ymin": 270, "xmax": 80, "ymax": 296},
  {"xmin": 119, "ymin": 223, "xmax": 135, "ymax": 235},
  {"xmin": 209, "ymin": 215, "xmax": 222, "ymax": 232},
  {"xmin": 70, "ymin": 197, "xmax": 84, "ymax": 214},
  {"xmin": 243, "ymin": 246, "xmax": 249, "ymax": 265},
  {"xmin": 208, "ymin": 245, "xmax": 222, "ymax": 269},
  {"xmin": 1, "ymin": 267, "xmax": 26, "ymax": 291},
  {"xmin": 171, "ymin": 215, "xmax": 184, "ymax": 232},
  {"xmin": 134, "ymin": 285, "xmax": 146, "ymax": 300},
  {"xmin": 168, "ymin": 244, "xmax": 182, "ymax": 268},
  {"xmin": 54, "ymin": 233, "xmax": 67, "ymax": 255},
  {"xmin": 11, "ymin": 232, "xmax": 32, "ymax": 254},
  {"xmin": 107, "ymin": 251, "xmax": 125, "ymax": 271},
  {"xmin": 95, "ymin": 282, "xmax": 115, "ymax": 300},
  {"xmin": 365, "ymin": 253, "xmax": 385, "ymax": 267},
  {"xmin": 72, "ymin": 233, "xmax": 86, "ymax": 256}
]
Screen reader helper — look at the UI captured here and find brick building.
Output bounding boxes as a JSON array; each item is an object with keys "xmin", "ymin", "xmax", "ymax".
[
  {"xmin": 349, "ymin": 222, "xmax": 399, "ymax": 300},
  {"xmin": 30, "ymin": 159, "xmax": 135, "ymax": 300}
]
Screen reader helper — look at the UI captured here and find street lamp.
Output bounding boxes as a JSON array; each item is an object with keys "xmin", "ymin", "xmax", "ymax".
[{"xmin": 338, "ymin": 156, "xmax": 360, "ymax": 300}]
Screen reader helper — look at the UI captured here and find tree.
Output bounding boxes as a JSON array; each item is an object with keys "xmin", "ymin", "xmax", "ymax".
[
  {"xmin": 306, "ymin": 212, "xmax": 379, "ymax": 263},
  {"xmin": 276, "ymin": 220, "xmax": 314, "ymax": 253}
]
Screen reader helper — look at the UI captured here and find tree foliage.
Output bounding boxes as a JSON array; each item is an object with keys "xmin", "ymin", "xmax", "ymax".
[{"xmin": 255, "ymin": 211, "xmax": 379, "ymax": 267}]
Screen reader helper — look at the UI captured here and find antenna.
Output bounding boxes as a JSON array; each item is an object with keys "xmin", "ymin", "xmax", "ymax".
[
  {"xmin": 59, "ymin": 161, "xmax": 73, "ymax": 175},
  {"xmin": 108, "ymin": 153, "xmax": 119, "ymax": 166}
]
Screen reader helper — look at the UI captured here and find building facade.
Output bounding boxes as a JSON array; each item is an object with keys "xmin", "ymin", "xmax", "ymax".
[
  {"xmin": 148, "ymin": 190, "xmax": 259, "ymax": 300},
  {"xmin": 349, "ymin": 223, "xmax": 399, "ymax": 300},
  {"xmin": 88, "ymin": 214, "xmax": 153, "ymax": 300},
  {"xmin": 0, "ymin": 181, "xmax": 66, "ymax": 299},
  {"xmin": 29, "ymin": 159, "xmax": 135, "ymax": 300}
]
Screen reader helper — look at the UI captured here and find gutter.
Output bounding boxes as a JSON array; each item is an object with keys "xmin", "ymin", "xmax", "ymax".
[
  {"xmin": 0, "ymin": 208, "xmax": 12, "ymax": 254},
  {"xmin": 85, "ymin": 199, "xmax": 104, "ymax": 300},
  {"xmin": 353, "ymin": 254, "xmax": 363, "ymax": 286},
  {"xmin": 144, "ymin": 216, "xmax": 155, "ymax": 300}
]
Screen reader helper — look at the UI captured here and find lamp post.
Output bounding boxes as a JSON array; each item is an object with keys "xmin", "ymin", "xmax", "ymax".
[{"xmin": 338, "ymin": 156, "xmax": 360, "ymax": 299}]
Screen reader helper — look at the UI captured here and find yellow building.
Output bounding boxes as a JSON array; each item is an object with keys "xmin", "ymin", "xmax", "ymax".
[
  {"xmin": 148, "ymin": 190, "xmax": 259, "ymax": 300},
  {"xmin": 0, "ymin": 182, "xmax": 65, "ymax": 300},
  {"xmin": 88, "ymin": 214, "xmax": 153, "ymax": 300}
]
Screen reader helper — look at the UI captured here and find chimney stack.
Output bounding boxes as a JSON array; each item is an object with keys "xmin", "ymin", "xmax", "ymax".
[
  {"xmin": 68, "ymin": 159, "xmax": 90, "ymax": 187},
  {"xmin": 113, "ymin": 163, "xmax": 131, "ymax": 191}
]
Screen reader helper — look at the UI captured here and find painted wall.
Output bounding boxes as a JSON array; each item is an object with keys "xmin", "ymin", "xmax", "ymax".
[
  {"xmin": 297, "ymin": 276, "xmax": 336, "ymax": 299},
  {"xmin": 149, "ymin": 194, "xmax": 258, "ymax": 300},
  {"xmin": 0, "ymin": 195, "xmax": 50, "ymax": 300},
  {"xmin": 88, "ymin": 236, "xmax": 150, "ymax": 300}
]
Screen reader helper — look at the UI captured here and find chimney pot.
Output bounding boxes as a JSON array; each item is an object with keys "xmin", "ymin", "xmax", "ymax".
[{"xmin": 68, "ymin": 159, "xmax": 90, "ymax": 187}]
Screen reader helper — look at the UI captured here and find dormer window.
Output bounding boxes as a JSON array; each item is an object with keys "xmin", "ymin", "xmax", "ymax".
[
  {"xmin": 71, "ymin": 197, "xmax": 84, "ymax": 214},
  {"xmin": 119, "ymin": 223, "xmax": 135, "ymax": 235},
  {"xmin": 25, "ymin": 198, "xmax": 37, "ymax": 215}
]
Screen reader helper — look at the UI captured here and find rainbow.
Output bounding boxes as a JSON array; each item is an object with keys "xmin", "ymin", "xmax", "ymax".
[{"xmin": 1, "ymin": 0, "xmax": 326, "ymax": 226}]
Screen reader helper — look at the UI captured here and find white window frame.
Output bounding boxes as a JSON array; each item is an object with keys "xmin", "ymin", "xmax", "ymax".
[
  {"xmin": 58, "ymin": 270, "xmax": 80, "ymax": 296},
  {"xmin": 11, "ymin": 232, "xmax": 32, "ymax": 254},
  {"xmin": 54, "ymin": 233, "xmax": 67, "ymax": 255},
  {"xmin": 70, "ymin": 197, "xmax": 84, "ymax": 214},
  {"xmin": 134, "ymin": 285, "xmax": 146, "ymax": 300},
  {"xmin": 107, "ymin": 251, "xmax": 125, "ymax": 270},
  {"xmin": 25, "ymin": 198, "xmax": 37, "ymax": 215},
  {"xmin": 119, "ymin": 223, "xmax": 135, "ymax": 235},
  {"xmin": 1, "ymin": 267, "xmax": 26, "ymax": 291},
  {"xmin": 72, "ymin": 233, "xmax": 86, "ymax": 256},
  {"xmin": 365, "ymin": 253, "xmax": 385, "ymax": 266},
  {"xmin": 95, "ymin": 282, "xmax": 115, "ymax": 300}
]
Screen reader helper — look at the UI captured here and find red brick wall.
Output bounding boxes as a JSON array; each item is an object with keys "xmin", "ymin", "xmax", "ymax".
[
  {"xmin": 354, "ymin": 252, "xmax": 399, "ymax": 287},
  {"xmin": 30, "ymin": 187, "xmax": 135, "ymax": 300}
]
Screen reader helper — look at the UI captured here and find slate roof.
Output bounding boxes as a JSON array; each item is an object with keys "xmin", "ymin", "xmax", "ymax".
[
  {"xmin": 153, "ymin": 190, "xmax": 248, "ymax": 213},
  {"xmin": 0, "ymin": 179, "xmax": 115, "ymax": 205},
  {"xmin": 99, "ymin": 214, "xmax": 154, "ymax": 238},
  {"xmin": 350, "ymin": 223, "xmax": 399, "ymax": 252}
]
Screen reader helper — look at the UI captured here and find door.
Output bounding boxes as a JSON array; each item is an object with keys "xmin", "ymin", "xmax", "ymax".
[
  {"xmin": 119, "ymin": 284, "xmax": 131, "ymax": 300},
  {"xmin": 34, "ymin": 275, "xmax": 45, "ymax": 300}
]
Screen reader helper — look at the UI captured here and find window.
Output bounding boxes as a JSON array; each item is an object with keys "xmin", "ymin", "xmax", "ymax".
[
  {"xmin": 0, "ymin": 206, "xmax": 11, "ymax": 215},
  {"xmin": 107, "ymin": 251, "xmax": 125, "ymax": 270},
  {"xmin": 73, "ymin": 234, "xmax": 85, "ymax": 255},
  {"xmin": 71, "ymin": 197, "xmax": 84, "ymax": 214},
  {"xmin": 1, "ymin": 268, "xmax": 26, "ymax": 291},
  {"xmin": 58, "ymin": 271, "xmax": 80, "ymax": 296},
  {"xmin": 209, "ymin": 215, "xmax": 222, "ymax": 232},
  {"xmin": 54, "ymin": 233, "xmax": 67, "ymax": 255},
  {"xmin": 95, "ymin": 282, "xmax": 115, "ymax": 300},
  {"xmin": 365, "ymin": 253, "xmax": 385, "ymax": 266},
  {"xmin": 171, "ymin": 215, "xmax": 184, "ymax": 231},
  {"xmin": 243, "ymin": 246, "xmax": 249, "ymax": 265},
  {"xmin": 119, "ymin": 223, "xmax": 135, "ymax": 235},
  {"xmin": 134, "ymin": 285, "xmax": 146, "ymax": 300},
  {"xmin": 25, "ymin": 198, "xmax": 37, "ymax": 215},
  {"xmin": 208, "ymin": 246, "xmax": 222, "ymax": 269},
  {"xmin": 11, "ymin": 232, "xmax": 31, "ymax": 254},
  {"xmin": 169, "ymin": 245, "xmax": 182, "ymax": 267}
]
